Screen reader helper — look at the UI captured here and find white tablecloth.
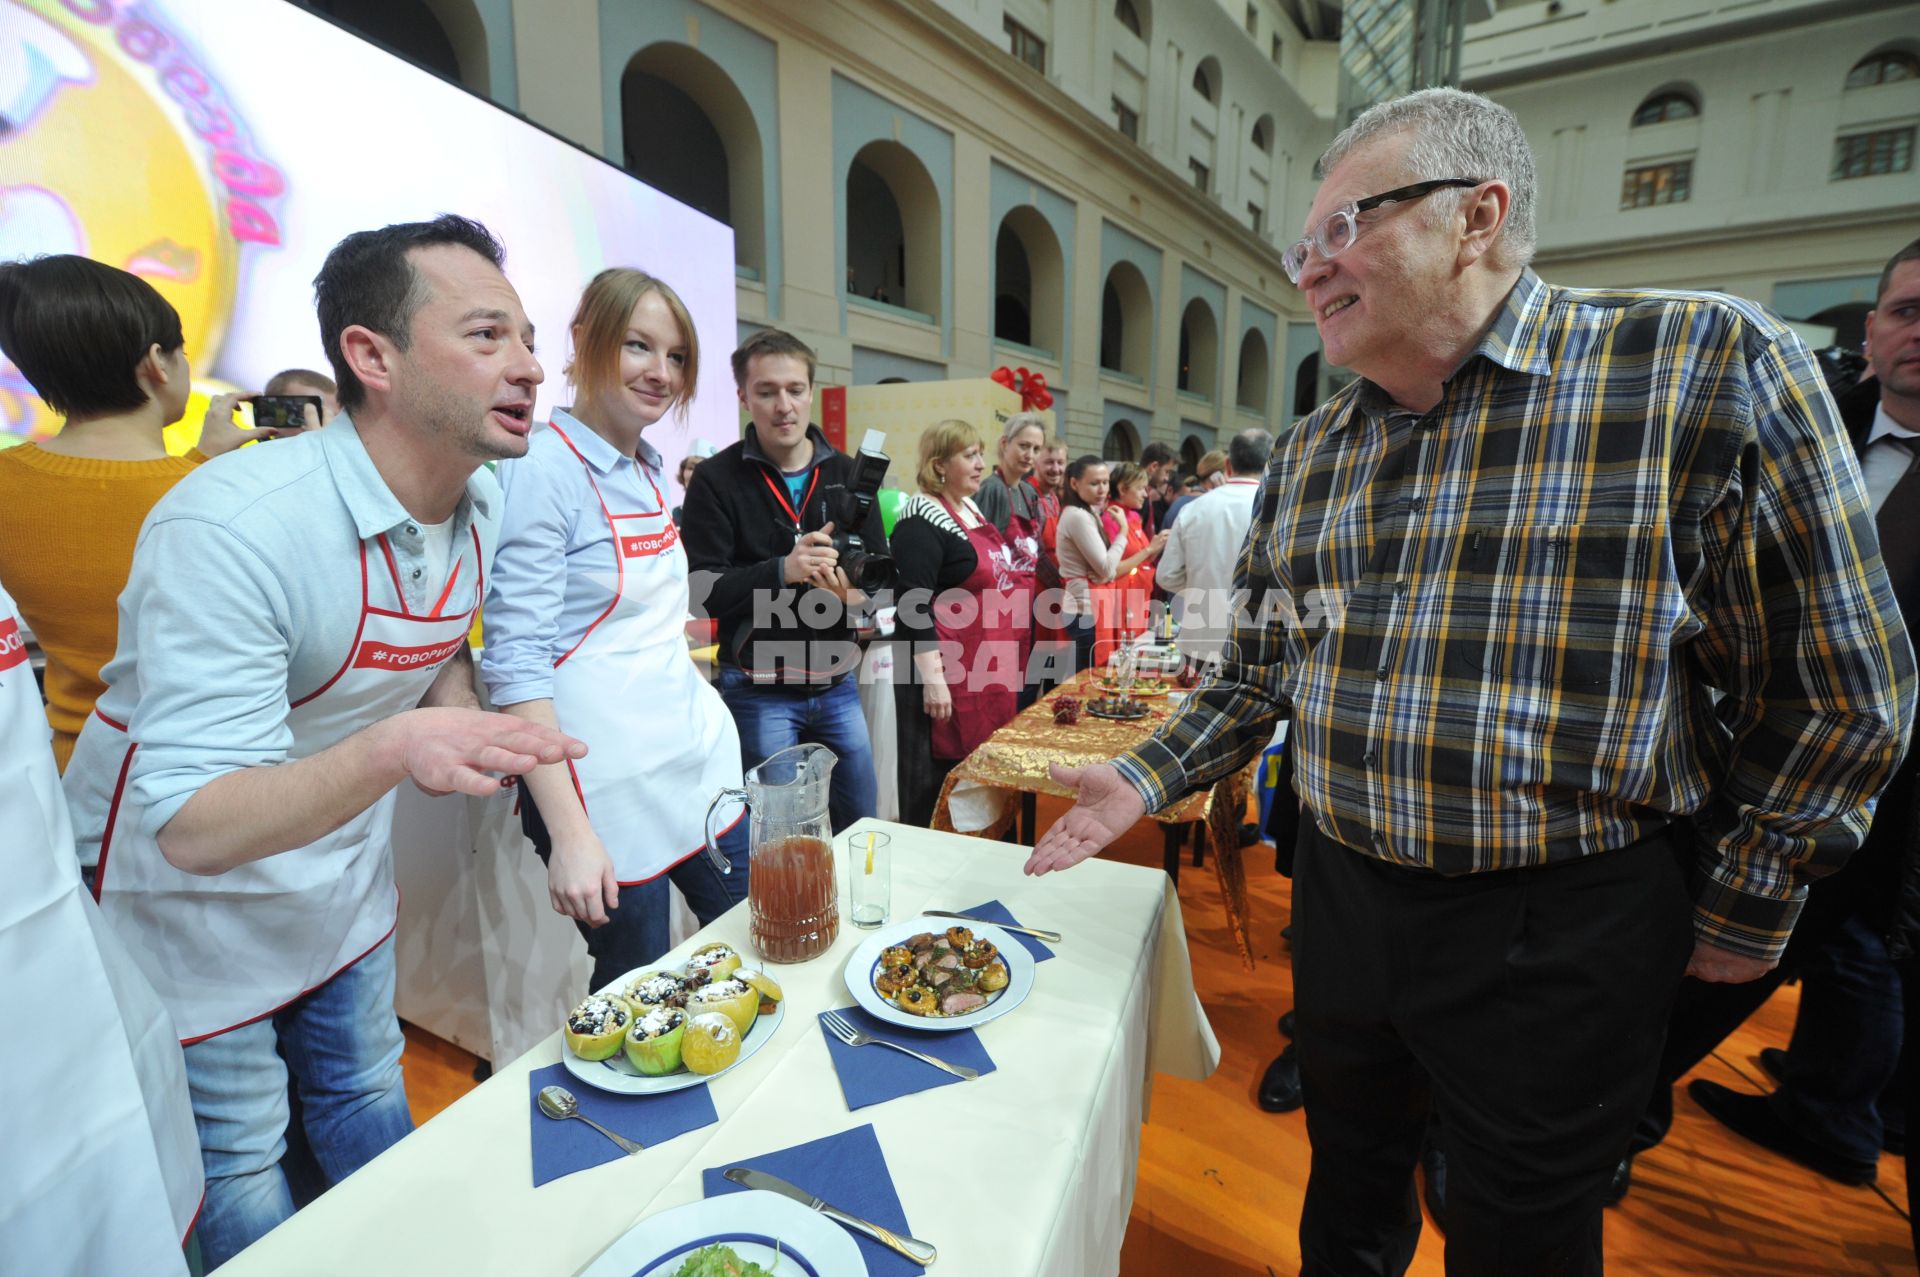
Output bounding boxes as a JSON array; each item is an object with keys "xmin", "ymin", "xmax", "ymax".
[{"xmin": 222, "ymin": 819, "xmax": 1218, "ymax": 1277}]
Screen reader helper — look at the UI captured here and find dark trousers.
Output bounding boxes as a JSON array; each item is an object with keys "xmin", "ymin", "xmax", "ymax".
[
  {"xmin": 1292, "ymin": 820, "xmax": 1693, "ymax": 1277},
  {"xmin": 521, "ymin": 788, "xmax": 752, "ymax": 994},
  {"xmin": 1900, "ymin": 956, "xmax": 1920, "ymax": 1260},
  {"xmin": 1772, "ymin": 913, "xmax": 1905, "ymax": 1163},
  {"xmin": 1630, "ymin": 802, "xmax": 1899, "ymax": 1152}
]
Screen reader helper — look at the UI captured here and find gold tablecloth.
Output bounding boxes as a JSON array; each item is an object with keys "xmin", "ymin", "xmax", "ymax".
[{"xmin": 930, "ymin": 672, "xmax": 1256, "ymax": 969}]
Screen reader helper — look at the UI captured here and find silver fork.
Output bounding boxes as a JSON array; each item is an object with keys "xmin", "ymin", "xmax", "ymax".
[{"xmin": 821, "ymin": 1010, "xmax": 980, "ymax": 1080}]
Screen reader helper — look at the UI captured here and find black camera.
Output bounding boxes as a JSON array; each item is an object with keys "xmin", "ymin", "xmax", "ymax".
[{"xmin": 809, "ymin": 448, "xmax": 894, "ymax": 592}]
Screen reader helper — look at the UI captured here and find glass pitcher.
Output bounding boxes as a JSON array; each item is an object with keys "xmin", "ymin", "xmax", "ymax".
[{"xmin": 704, "ymin": 743, "xmax": 840, "ymax": 964}]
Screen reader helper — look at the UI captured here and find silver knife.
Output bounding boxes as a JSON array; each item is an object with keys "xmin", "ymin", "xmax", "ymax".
[
  {"xmin": 723, "ymin": 1167, "xmax": 938, "ymax": 1267},
  {"xmin": 923, "ymin": 909, "xmax": 1061, "ymax": 943}
]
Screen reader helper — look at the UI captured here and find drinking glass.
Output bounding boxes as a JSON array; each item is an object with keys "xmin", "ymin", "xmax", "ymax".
[{"xmin": 848, "ymin": 831, "xmax": 891, "ymax": 928}]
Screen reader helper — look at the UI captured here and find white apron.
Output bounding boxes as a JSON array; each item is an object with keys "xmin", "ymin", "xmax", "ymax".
[
  {"xmin": 0, "ymin": 587, "xmax": 202, "ymax": 1275},
  {"xmin": 548, "ymin": 424, "xmax": 743, "ymax": 882},
  {"xmin": 89, "ymin": 529, "xmax": 483, "ymax": 1043}
]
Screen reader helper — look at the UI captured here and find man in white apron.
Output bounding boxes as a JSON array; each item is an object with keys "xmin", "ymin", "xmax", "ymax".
[
  {"xmin": 62, "ymin": 216, "xmax": 582, "ymax": 1269},
  {"xmin": 0, "ymin": 578, "xmax": 202, "ymax": 1275}
]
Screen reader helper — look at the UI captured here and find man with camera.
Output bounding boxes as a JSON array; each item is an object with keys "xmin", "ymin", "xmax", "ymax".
[{"xmin": 682, "ymin": 330, "xmax": 891, "ymax": 831}]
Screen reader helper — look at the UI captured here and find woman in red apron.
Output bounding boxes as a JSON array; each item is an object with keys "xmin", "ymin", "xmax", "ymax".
[
  {"xmin": 481, "ymin": 269, "xmax": 746, "ymax": 993},
  {"xmin": 1095, "ymin": 461, "xmax": 1167, "ymax": 666},
  {"xmin": 890, "ymin": 420, "xmax": 1028, "ymax": 826}
]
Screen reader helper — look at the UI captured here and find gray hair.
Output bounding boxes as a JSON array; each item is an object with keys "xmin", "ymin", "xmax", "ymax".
[
  {"xmin": 1227, "ymin": 427, "xmax": 1273, "ymax": 476},
  {"xmin": 1317, "ymin": 88, "xmax": 1537, "ymax": 268},
  {"xmin": 1000, "ymin": 411, "xmax": 1049, "ymax": 443}
]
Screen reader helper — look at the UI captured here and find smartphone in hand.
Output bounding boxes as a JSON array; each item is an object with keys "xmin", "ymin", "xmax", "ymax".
[{"xmin": 246, "ymin": 394, "xmax": 323, "ymax": 435}]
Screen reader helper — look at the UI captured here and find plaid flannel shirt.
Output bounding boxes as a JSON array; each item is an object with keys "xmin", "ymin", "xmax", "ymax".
[{"xmin": 1113, "ymin": 270, "xmax": 1916, "ymax": 960}]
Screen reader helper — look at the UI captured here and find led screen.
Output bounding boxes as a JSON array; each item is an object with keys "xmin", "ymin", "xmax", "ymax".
[{"xmin": 0, "ymin": 0, "xmax": 740, "ymax": 467}]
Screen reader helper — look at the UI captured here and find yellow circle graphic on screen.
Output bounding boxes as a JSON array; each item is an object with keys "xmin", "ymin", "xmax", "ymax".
[{"xmin": 1, "ymin": 2, "xmax": 237, "ymax": 444}]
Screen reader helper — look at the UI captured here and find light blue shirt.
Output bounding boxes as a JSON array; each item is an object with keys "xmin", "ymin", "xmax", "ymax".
[
  {"xmin": 67, "ymin": 416, "xmax": 498, "ymax": 848},
  {"xmin": 480, "ymin": 409, "xmax": 675, "ymax": 707}
]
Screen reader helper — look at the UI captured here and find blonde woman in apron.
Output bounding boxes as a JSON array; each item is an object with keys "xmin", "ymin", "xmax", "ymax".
[{"xmin": 483, "ymin": 269, "xmax": 747, "ymax": 993}]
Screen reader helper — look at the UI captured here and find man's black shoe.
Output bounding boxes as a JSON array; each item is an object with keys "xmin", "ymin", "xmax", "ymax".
[
  {"xmin": 1278, "ymin": 1009, "xmax": 1296, "ymax": 1039},
  {"xmin": 1755, "ymin": 1048, "xmax": 1906, "ymax": 1154},
  {"xmin": 1281, "ymin": 924, "xmax": 1293, "ymax": 943},
  {"xmin": 1259, "ymin": 1044, "xmax": 1303, "ymax": 1113},
  {"xmin": 1603, "ymin": 1154, "xmax": 1632, "ymax": 1206},
  {"xmin": 1687, "ymin": 1079, "xmax": 1878, "ymax": 1185}
]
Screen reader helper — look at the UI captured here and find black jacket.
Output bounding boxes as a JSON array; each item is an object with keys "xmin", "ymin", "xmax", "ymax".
[
  {"xmin": 1843, "ymin": 377, "xmax": 1920, "ymax": 957},
  {"xmin": 681, "ymin": 424, "xmax": 891, "ymax": 684}
]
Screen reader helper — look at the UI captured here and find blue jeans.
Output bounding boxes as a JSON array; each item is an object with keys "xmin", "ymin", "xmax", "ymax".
[
  {"xmin": 184, "ymin": 936, "xmax": 412, "ymax": 1269},
  {"xmin": 716, "ymin": 666, "xmax": 878, "ymax": 833},
  {"xmin": 570, "ymin": 817, "xmax": 751, "ymax": 993},
  {"xmin": 1066, "ymin": 613, "xmax": 1096, "ymax": 677}
]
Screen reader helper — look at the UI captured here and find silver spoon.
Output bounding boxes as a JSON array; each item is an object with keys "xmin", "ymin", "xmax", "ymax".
[{"xmin": 537, "ymin": 1084, "xmax": 643, "ymax": 1155}]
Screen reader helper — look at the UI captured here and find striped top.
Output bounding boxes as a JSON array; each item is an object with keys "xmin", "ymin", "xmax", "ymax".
[{"xmin": 1112, "ymin": 269, "xmax": 1916, "ymax": 960}]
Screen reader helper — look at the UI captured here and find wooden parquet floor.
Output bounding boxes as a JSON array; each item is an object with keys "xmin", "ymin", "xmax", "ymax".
[{"xmin": 398, "ymin": 795, "xmax": 1915, "ymax": 1276}]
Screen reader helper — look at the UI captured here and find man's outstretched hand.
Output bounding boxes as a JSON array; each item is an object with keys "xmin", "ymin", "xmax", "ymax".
[{"xmin": 1022, "ymin": 762, "xmax": 1146, "ymax": 876}]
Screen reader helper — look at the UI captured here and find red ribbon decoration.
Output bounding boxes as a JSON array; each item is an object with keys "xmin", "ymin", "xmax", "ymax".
[{"xmin": 991, "ymin": 365, "xmax": 1054, "ymax": 412}]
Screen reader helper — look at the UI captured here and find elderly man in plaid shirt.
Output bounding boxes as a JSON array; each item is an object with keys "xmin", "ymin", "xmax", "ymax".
[{"xmin": 1026, "ymin": 87, "xmax": 1915, "ymax": 1276}]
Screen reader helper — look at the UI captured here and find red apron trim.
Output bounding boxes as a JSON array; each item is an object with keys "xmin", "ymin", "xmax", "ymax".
[
  {"xmin": 292, "ymin": 540, "xmax": 372, "ymax": 708},
  {"xmin": 551, "ymin": 425, "xmax": 625, "ymax": 668},
  {"xmin": 178, "ymin": 903, "xmax": 399, "ymax": 1046},
  {"xmin": 428, "ymin": 557, "xmax": 463, "ymax": 618},
  {"xmin": 613, "ymin": 807, "xmax": 745, "ymax": 887},
  {"xmin": 376, "ymin": 536, "xmax": 411, "ymax": 613},
  {"xmin": 566, "ymin": 757, "xmax": 588, "ymax": 815},
  {"xmin": 91, "ymin": 739, "xmax": 139, "ymax": 903},
  {"xmin": 182, "ymin": 1189, "xmax": 206, "ymax": 1249},
  {"xmin": 93, "ymin": 706, "xmax": 128, "ymax": 731}
]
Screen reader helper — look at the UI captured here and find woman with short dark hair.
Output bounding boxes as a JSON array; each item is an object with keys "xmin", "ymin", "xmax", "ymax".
[{"xmin": 0, "ymin": 255, "xmax": 291, "ymax": 768}]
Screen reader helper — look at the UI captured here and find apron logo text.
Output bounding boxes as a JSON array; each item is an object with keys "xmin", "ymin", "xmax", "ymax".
[{"xmin": 352, "ymin": 635, "xmax": 468, "ymax": 670}]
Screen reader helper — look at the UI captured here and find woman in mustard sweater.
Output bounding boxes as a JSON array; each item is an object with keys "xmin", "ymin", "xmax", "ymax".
[{"xmin": 0, "ymin": 256, "xmax": 297, "ymax": 768}]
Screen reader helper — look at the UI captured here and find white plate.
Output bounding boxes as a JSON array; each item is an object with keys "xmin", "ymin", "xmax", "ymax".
[
  {"xmin": 563, "ymin": 985, "xmax": 785, "ymax": 1096},
  {"xmin": 842, "ymin": 918, "xmax": 1035, "ymax": 1032},
  {"xmin": 576, "ymin": 1190, "xmax": 866, "ymax": 1277}
]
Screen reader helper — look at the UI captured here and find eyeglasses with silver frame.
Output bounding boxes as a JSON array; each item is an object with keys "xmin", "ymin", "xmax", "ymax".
[{"xmin": 1282, "ymin": 178, "xmax": 1486, "ymax": 285}]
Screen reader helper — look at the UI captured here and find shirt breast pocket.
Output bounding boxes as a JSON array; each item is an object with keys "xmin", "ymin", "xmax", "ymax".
[{"xmin": 1442, "ymin": 521, "xmax": 1661, "ymax": 692}]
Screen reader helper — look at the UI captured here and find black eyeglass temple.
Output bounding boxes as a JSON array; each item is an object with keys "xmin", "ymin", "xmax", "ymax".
[{"xmin": 1355, "ymin": 178, "xmax": 1485, "ymax": 212}]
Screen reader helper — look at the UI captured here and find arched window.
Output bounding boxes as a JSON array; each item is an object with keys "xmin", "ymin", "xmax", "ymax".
[
  {"xmin": 1115, "ymin": 0, "xmax": 1144, "ymax": 39},
  {"xmin": 1293, "ymin": 351, "xmax": 1320, "ymax": 417},
  {"xmin": 622, "ymin": 44, "xmax": 767, "ymax": 276},
  {"xmin": 1192, "ymin": 57, "xmax": 1220, "ymax": 104},
  {"xmin": 1179, "ymin": 436, "xmax": 1204, "ymax": 471},
  {"xmin": 1251, "ymin": 115, "xmax": 1272, "ymax": 154},
  {"xmin": 1104, "ymin": 420, "xmax": 1140, "ymax": 462},
  {"xmin": 1236, "ymin": 329, "xmax": 1270, "ymax": 412},
  {"xmin": 846, "ymin": 141, "xmax": 942, "ymax": 319},
  {"xmin": 1632, "ymin": 90, "xmax": 1698, "ymax": 126},
  {"xmin": 1100, "ymin": 262, "xmax": 1153, "ymax": 381},
  {"xmin": 1848, "ymin": 50, "xmax": 1920, "ymax": 89},
  {"xmin": 1177, "ymin": 298, "xmax": 1218, "ymax": 399},
  {"xmin": 994, "ymin": 207, "xmax": 1065, "ymax": 356}
]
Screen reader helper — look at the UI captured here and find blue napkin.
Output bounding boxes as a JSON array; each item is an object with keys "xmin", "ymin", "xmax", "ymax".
[
  {"xmin": 958, "ymin": 898, "xmax": 1056, "ymax": 962},
  {"xmin": 818, "ymin": 1005, "xmax": 996, "ymax": 1109},
  {"xmin": 704, "ymin": 1123, "xmax": 919, "ymax": 1277},
  {"xmin": 528, "ymin": 1062, "xmax": 717, "ymax": 1186}
]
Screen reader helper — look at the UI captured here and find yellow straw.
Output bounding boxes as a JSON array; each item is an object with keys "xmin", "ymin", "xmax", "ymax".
[{"xmin": 864, "ymin": 832, "xmax": 876, "ymax": 875}]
